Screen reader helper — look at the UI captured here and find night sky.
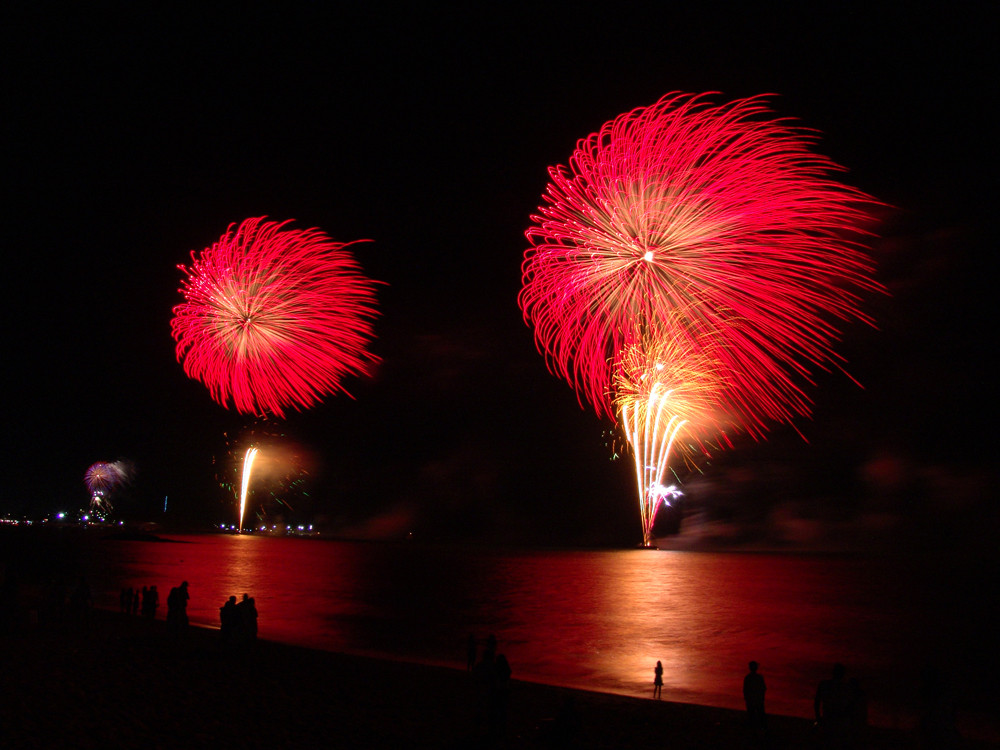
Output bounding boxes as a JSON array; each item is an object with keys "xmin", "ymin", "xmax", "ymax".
[{"xmin": 4, "ymin": 5, "xmax": 993, "ymax": 546}]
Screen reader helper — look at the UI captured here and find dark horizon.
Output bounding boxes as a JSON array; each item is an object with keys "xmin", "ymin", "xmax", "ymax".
[{"xmin": 4, "ymin": 6, "xmax": 993, "ymax": 548}]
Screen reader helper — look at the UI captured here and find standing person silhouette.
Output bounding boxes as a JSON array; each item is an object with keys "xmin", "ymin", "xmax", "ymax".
[
  {"xmin": 147, "ymin": 585, "xmax": 159, "ymax": 619},
  {"xmin": 235, "ymin": 594, "xmax": 250, "ymax": 645},
  {"xmin": 166, "ymin": 581, "xmax": 189, "ymax": 631},
  {"xmin": 466, "ymin": 633, "xmax": 477, "ymax": 671},
  {"xmin": 653, "ymin": 660, "xmax": 663, "ymax": 700},
  {"xmin": 246, "ymin": 597, "xmax": 258, "ymax": 640},
  {"xmin": 472, "ymin": 642, "xmax": 497, "ymax": 734},
  {"xmin": 743, "ymin": 660, "xmax": 767, "ymax": 739},
  {"xmin": 492, "ymin": 654, "xmax": 512, "ymax": 738},
  {"xmin": 220, "ymin": 595, "xmax": 238, "ymax": 647},
  {"xmin": 815, "ymin": 663, "xmax": 851, "ymax": 746}
]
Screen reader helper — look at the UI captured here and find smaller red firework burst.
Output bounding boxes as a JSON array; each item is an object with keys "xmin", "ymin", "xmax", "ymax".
[{"xmin": 172, "ymin": 217, "xmax": 380, "ymax": 418}]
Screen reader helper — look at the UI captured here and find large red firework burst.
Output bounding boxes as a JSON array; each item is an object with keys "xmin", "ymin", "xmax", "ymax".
[
  {"xmin": 519, "ymin": 92, "xmax": 881, "ymax": 431},
  {"xmin": 172, "ymin": 217, "xmax": 379, "ymax": 418}
]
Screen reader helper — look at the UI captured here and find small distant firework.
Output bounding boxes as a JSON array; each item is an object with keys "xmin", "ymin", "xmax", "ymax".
[
  {"xmin": 172, "ymin": 217, "xmax": 380, "ymax": 418},
  {"xmin": 519, "ymin": 92, "xmax": 881, "ymax": 543},
  {"xmin": 85, "ymin": 462, "xmax": 117, "ymax": 497},
  {"xmin": 84, "ymin": 460, "xmax": 131, "ymax": 515}
]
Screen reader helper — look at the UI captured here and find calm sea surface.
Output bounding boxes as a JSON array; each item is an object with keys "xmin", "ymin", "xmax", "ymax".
[{"xmin": 81, "ymin": 534, "xmax": 996, "ymax": 739}]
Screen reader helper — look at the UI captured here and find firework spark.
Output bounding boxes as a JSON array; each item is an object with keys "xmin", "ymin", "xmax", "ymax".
[
  {"xmin": 520, "ymin": 92, "xmax": 880, "ymax": 431},
  {"xmin": 172, "ymin": 217, "xmax": 380, "ymax": 418}
]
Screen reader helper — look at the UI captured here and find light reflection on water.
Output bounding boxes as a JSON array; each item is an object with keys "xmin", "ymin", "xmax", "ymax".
[{"xmin": 87, "ymin": 535, "xmax": 996, "ymax": 736}]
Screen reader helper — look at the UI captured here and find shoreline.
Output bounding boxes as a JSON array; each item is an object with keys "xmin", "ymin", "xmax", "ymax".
[{"xmin": 3, "ymin": 608, "xmax": 982, "ymax": 749}]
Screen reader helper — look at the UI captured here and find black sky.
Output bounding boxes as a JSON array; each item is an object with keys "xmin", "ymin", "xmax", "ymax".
[{"xmin": 3, "ymin": 4, "xmax": 994, "ymax": 546}]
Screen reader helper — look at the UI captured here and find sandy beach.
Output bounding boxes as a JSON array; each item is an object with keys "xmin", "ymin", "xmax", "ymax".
[{"xmin": 3, "ymin": 605, "xmax": 981, "ymax": 750}]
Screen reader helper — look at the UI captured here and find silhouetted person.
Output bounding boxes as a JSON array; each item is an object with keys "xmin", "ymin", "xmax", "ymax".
[
  {"xmin": 166, "ymin": 581, "xmax": 189, "ymax": 631},
  {"xmin": 246, "ymin": 597, "xmax": 258, "ymax": 640},
  {"xmin": 220, "ymin": 595, "xmax": 238, "ymax": 646},
  {"xmin": 142, "ymin": 585, "xmax": 158, "ymax": 619},
  {"xmin": 815, "ymin": 663, "xmax": 851, "ymax": 748},
  {"xmin": 653, "ymin": 660, "xmax": 663, "ymax": 700},
  {"xmin": 491, "ymin": 654, "xmax": 512, "ymax": 738},
  {"xmin": 743, "ymin": 660, "xmax": 766, "ymax": 734},
  {"xmin": 466, "ymin": 632, "xmax": 477, "ymax": 671},
  {"xmin": 132, "ymin": 587, "xmax": 140, "ymax": 615},
  {"xmin": 234, "ymin": 594, "xmax": 248, "ymax": 639},
  {"xmin": 234, "ymin": 593, "xmax": 256, "ymax": 644},
  {"xmin": 472, "ymin": 646, "xmax": 496, "ymax": 734}
]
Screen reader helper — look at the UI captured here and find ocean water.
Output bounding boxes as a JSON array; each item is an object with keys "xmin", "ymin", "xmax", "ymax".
[{"xmin": 81, "ymin": 534, "xmax": 997, "ymax": 740}]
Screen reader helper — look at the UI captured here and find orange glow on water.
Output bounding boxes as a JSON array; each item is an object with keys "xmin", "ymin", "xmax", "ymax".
[{"xmin": 90, "ymin": 537, "xmax": 997, "ymax": 740}]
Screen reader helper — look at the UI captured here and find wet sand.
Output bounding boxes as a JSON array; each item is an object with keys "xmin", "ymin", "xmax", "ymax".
[{"xmin": 1, "ymin": 607, "xmax": 966, "ymax": 749}]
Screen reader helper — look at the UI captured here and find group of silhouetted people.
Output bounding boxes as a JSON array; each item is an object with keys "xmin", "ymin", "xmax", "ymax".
[
  {"xmin": 741, "ymin": 660, "xmax": 959, "ymax": 748},
  {"xmin": 120, "ymin": 582, "xmax": 260, "ymax": 648},
  {"xmin": 219, "ymin": 593, "xmax": 258, "ymax": 647},
  {"xmin": 120, "ymin": 584, "xmax": 158, "ymax": 619},
  {"xmin": 812, "ymin": 662, "xmax": 868, "ymax": 747},
  {"xmin": 647, "ymin": 659, "xmax": 882, "ymax": 748},
  {"xmin": 468, "ymin": 632, "xmax": 512, "ymax": 739},
  {"xmin": 119, "ymin": 582, "xmax": 191, "ymax": 630}
]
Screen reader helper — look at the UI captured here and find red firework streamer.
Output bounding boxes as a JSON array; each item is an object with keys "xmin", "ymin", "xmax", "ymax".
[
  {"xmin": 172, "ymin": 217, "xmax": 379, "ymax": 418},
  {"xmin": 519, "ymin": 93, "xmax": 881, "ymax": 431}
]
